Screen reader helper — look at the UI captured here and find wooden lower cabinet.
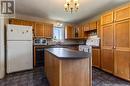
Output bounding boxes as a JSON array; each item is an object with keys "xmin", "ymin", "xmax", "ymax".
[
  {"xmin": 45, "ymin": 51, "xmax": 60, "ymax": 86},
  {"xmin": 114, "ymin": 19, "xmax": 130, "ymax": 81},
  {"xmin": 45, "ymin": 50, "xmax": 91, "ymax": 86},
  {"xmin": 114, "ymin": 50, "xmax": 130, "ymax": 80},
  {"xmin": 101, "ymin": 24, "xmax": 114, "ymax": 73},
  {"xmin": 101, "ymin": 49, "xmax": 114, "ymax": 73},
  {"xmin": 92, "ymin": 48, "xmax": 101, "ymax": 68}
]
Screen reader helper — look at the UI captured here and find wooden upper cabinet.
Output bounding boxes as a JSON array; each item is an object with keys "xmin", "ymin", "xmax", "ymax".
[
  {"xmin": 101, "ymin": 11, "xmax": 114, "ymax": 25},
  {"xmin": 101, "ymin": 24, "xmax": 114, "ymax": 73},
  {"xmin": 114, "ymin": 19, "xmax": 130, "ymax": 80},
  {"xmin": 114, "ymin": 4, "xmax": 130, "ymax": 22},
  {"xmin": 9, "ymin": 19, "xmax": 22, "ymax": 25},
  {"xmin": 92, "ymin": 48, "xmax": 101, "ymax": 68},
  {"xmin": 84, "ymin": 24, "xmax": 89, "ymax": 31},
  {"xmin": 9, "ymin": 19, "xmax": 53, "ymax": 38},
  {"xmin": 9, "ymin": 19, "xmax": 35, "ymax": 36},
  {"xmin": 78, "ymin": 25, "xmax": 84, "ymax": 38},
  {"xmin": 35, "ymin": 23, "xmax": 45, "ymax": 37},
  {"xmin": 44, "ymin": 24, "xmax": 53, "ymax": 38},
  {"xmin": 65, "ymin": 25, "xmax": 75, "ymax": 39},
  {"xmin": 89, "ymin": 21, "xmax": 97, "ymax": 30},
  {"xmin": 97, "ymin": 20, "xmax": 101, "ymax": 37}
]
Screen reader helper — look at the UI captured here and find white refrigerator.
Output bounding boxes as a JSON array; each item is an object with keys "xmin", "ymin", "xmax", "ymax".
[{"xmin": 6, "ymin": 24, "xmax": 33, "ymax": 73}]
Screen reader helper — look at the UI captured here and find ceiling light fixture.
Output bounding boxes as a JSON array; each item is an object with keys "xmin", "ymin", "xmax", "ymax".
[{"xmin": 64, "ymin": 0, "xmax": 79, "ymax": 13}]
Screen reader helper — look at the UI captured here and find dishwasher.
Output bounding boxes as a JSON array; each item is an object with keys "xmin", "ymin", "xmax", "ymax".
[{"xmin": 35, "ymin": 47, "xmax": 45, "ymax": 67}]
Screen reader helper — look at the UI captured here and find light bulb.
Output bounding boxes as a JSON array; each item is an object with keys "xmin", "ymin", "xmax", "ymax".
[{"xmin": 64, "ymin": 4, "xmax": 68, "ymax": 8}]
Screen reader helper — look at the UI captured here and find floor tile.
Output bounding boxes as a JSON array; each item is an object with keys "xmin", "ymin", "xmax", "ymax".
[{"xmin": 0, "ymin": 67, "xmax": 130, "ymax": 86}]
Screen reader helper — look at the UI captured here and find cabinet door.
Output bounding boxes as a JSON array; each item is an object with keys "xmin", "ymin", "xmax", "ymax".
[
  {"xmin": 48, "ymin": 24, "xmax": 53, "ymax": 38},
  {"xmin": 78, "ymin": 25, "xmax": 84, "ymax": 38},
  {"xmin": 65, "ymin": 25, "xmax": 74, "ymax": 39},
  {"xmin": 9, "ymin": 19, "xmax": 22, "ymax": 25},
  {"xmin": 84, "ymin": 24, "xmax": 89, "ymax": 31},
  {"xmin": 114, "ymin": 4, "xmax": 130, "ymax": 22},
  {"xmin": 92, "ymin": 48, "xmax": 100, "ymax": 68},
  {"xmin": 97, "ymin": 20, "xmax": 101, "ymax": 37},
  {"xmin": 89, "ymin": 21, "xmax": 97, "ymax": 30},
  {"xmin": 114, "ymin": 19, "xmax": 130, "ymax": 80},
  {"xmin": 101, "ymin": 24, "xmax": 114, "ymax": 73},
  {"xmin": 35, "ymin": 23, "xmax": 45, "ymax": 37},
  {"xmin": 101, "ymin": 11, "xmax": 114, "ymax": 25},
  {"xmin": 45, "ymin": 24, "xmax": 53, "ymax": 38}
]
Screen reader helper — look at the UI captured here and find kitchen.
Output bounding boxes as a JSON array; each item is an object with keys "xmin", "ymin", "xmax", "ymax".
[{"xmin": 0, "ymin": 0, "xmax": 130, "ymax": 86}]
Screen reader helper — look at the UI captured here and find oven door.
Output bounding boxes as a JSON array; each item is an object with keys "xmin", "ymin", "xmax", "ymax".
[{"xmin": 35, "ymin": 47, "xmax": 44, "ymax": 67}]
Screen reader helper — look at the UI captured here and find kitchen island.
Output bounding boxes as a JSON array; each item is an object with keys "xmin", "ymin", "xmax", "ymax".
[{"xmin": 45, "ymin": 48, "xmax": 92, "ymax": 86}]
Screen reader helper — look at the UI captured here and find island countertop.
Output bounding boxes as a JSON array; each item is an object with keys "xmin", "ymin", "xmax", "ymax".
[{"xmin": 45, "ymin": 48, "xmax": 91, "ymax": 59}]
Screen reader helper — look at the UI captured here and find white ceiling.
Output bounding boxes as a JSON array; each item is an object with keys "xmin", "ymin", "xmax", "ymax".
[{"xmin": 15, "ymin": 0, "xmax": 130, "ymax": 23}]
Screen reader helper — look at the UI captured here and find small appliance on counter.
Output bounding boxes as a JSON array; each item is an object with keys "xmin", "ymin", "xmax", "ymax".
[{"xmin": 34, "ymin": 38, "xmax": 47, "ymax": 46}]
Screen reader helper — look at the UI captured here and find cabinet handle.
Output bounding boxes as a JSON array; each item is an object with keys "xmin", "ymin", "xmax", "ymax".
[{"xmin": 113, "ymin": 46, "xmax": 116, "ymax": 49}]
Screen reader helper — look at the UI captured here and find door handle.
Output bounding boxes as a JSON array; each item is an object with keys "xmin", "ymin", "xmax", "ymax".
[{"xmin": 113, "ymin": 46, "xmax": 116, "ymax": 49}]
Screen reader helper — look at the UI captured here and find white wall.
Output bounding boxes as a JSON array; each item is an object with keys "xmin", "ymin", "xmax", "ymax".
[{"xmin": 0, "ymin": 18, "xmax": 5, "ymax": 79}]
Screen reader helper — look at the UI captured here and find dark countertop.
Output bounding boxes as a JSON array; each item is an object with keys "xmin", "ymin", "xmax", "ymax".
[
  {"xmin": 45, "ymin": 48, "xmax": 91, "ymax": 59},
  {"xmin": 34, "ymin": 44, "xmax": 80, "ymax": 48}
]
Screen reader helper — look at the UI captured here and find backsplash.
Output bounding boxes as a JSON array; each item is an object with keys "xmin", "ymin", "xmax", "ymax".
[{"xmin": 47, "ymin": 39, "xmax": 85, "ymax": 45}]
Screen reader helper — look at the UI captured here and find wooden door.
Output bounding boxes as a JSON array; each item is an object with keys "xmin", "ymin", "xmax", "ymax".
[
  {"xmin": 45, "ymin": 24, "xmax": 53, "ymax": 38},
  {"xmin": 89, "ymin": 21, "xmax": 97, "ymax": 30},
  {"xmin": 9, "ymin": 19, "xmax": 22, "ymax": 25},
  {"xmin": 114, "ymin": 19, "xmax": 130, "ymax": 80},
  {"xmin": 35, "ymin": 23, "xmax": 45, "ymax": 37},
  {"xmin": 101, "ymin": 24, "xmax": 114, "ymax": 73},
  {"xmin": 97, "ymin": 20, "xmax": 101, "ymax": 37},
  {"xmin": 78, "ymin": 25, "xmax": 84, "ymax": 38},
  {"xmin": 65, "ymin": 25, "xmax": 74, "ymax": 39},
  {"xmin": 114, "ymin": 4, "xmax": 130, "ymax": 22},
  {"xmin": 92, "ymin": 48, "xmax": 101, "ymax": 68},
  {"xmin": 48, "ymin": 24, "xmax": 53, "ymax": 38},
  {"xmin": 101, "ymin": 11, "xmax": 114, "ymax": 25},
  {"xmin": 84, "ymin": 24, "xmax": 89, "ymax": 31}
]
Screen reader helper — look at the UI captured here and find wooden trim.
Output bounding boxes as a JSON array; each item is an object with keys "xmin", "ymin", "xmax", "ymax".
[{"xmin": 34, "ymin": 47, "xmax": 36, "ymax": 67}]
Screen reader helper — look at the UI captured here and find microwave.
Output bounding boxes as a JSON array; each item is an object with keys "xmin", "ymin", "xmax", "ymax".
[{"xmin": 34, "ymin": 38, "xmax": 47, "ymax": 45}]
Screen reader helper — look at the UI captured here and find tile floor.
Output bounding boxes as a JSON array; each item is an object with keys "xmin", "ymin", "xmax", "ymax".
[
  {"xmin": 92, "ymin": 67, "xmax": 130, "ymax": 86},
  {"xmin": 0, "ymin": 67, "xmax": 130, "ymax": 86}
]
